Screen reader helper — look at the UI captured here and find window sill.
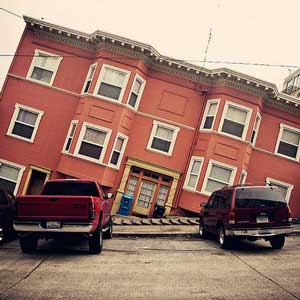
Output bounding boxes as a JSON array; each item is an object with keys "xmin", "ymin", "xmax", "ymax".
[
  {"xmin": 26, "ymin": 76, "xmax": 53, "ymax": 87},
  {"xmin": 274, "ymin": 151, "xmax": 300, "ymax": 163},
  {"xmin": 146, "ymin": 147, "xmax": 172, "ymax": 157},
  {"xmin": 6, "ymin": 133, "xmax": 34, "ymax": 143},
  {"xmin": 92, "ymin": 93, "xmax": 122, "ymax": 103}
]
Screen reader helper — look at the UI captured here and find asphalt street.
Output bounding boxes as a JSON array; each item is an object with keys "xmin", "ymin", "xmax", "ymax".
[{"xmin": 0, "ymin": 236, "xmax": 300, "ymax": 300}]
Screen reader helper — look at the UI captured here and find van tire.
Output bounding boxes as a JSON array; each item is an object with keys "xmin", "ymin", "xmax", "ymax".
[
  {"xmin": 89, "ymin": 223, "xmax": 103, "ymax": 254},
  {"xmin": 20, "ymin": 234, "xmax": 38, "ymax": 253},
  {"xmin": 218, "ymin": 226, "xmax": 233, "ymax": 249},
  {"xmin": 270, "ymin": 235, "xmax": 285, "ymax": 249}
]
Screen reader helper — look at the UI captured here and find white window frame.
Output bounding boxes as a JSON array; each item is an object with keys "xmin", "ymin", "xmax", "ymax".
[
  {"xmin": 93, "ymin": 64, "xmax": 130, "ymax": 102},
  {"xmin": 250, "ymin": 112, "xmax": 261, "ymax": 146},
  {"xmin": 7, "ymin": 103, "xmax": 44, "ymax": 143},
  {"xmin": 26, "ymin": 49, "xmax": 63, "ymax": 86},
  {"xmin": 74, "ymin": 122, "xmax": 112, "ymax": 163},
  {"xmin": 0, "ymin": 159, "xmax": 25, "ymax": 195},
  {"xmin": 240, "ymin": 170, "xmax": 247, "ymax": 184},
  {"xmin": 218, "ymin": 101, "xmax": 252, "ymax": 140},
  {"xmin": 81, "ymin": 63, "xmax": 97, "ymax": 94},
  {"xmin": 266, "ymin": 177, "xmax": 294, "ymax": 203},
  {"xmin": 200, "ymin": 99, "xmax": 220, "ymax": 131},
  {"xmin": 62, "ymin": 120, "xmax": 78, "ymax": 153},
  {"xmin": 126, "ymin": 74, "xmax": 146, "ymax": 110},
  {"xmin": 108, "ymin": 132, "xmax": 128, "ymax": 169},
  {"xmin": 183, "ymin": 156, "xmax": 204, "ymax": 191},
  {"xmin": 201, "ymin": 159, "xmax": 237, "ymax": 196},
  {"xmin": 146, "ymin": 120, "xmax": 180, "ymax": 156},
  {"xmin": 275, "ymin": 123, "xmax": 300, "ymax": 161}
]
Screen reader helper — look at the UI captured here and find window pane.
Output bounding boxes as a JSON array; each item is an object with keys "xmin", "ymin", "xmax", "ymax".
[
  {"xmin": 65, "ymin": 137, "xmax": 72, "ymax": 152},
  {"xmin": 115, "ymin": 137, "xmax": 124, "ymax": 152},
  {"xmin": 206, "ymin": 179, "xmax": 227, "ymax": 193},
  {"xmin": 207, "ymin": 103, "xmax": 217, "ymax": 115},
  {"xmin": 98, "ymin": 82, "xmax": 122, "ymax": 100},
  {"xmin": 204, "ymin": 116, "xmax": 214, "ymax": 129},
  {"xmin": 12, "ymin": 123, "xmax": 34, "ymax": 139},
  {"xmin": 128, "ymin": 93, "xmax": 138, "ymax": 107},
  {"xmin": 187, "ymin": 174, "xmax": 197, "ymax": 188},
  {"xmin": 88, "ymin": 66, "xmax": 96, "ymax": 80},
  {"xmin": 69, "ymin": 124, "xmax": 77, "ymax": 137},
  {"xmin": 84, "ymin": 128, "xmax": 106, "ymax": 145},
  {"xmin": 282, "ymin": 129, "xmax": 300, "ymax": 145},
  {"xmin": 250, "ymin": 131, "xmax": 256, "ymax": 144},
  {"xmin": 126, "ymin": 177, "xmax": 138, "ymax": 196},
  {"xmin": 210, "ymin": 165, "xmax": 232, "ymax": 183},
  {"xmin": 79, "ymin": 141, "xmax": 102, "ymax": 159},
  {"xmin": 17, "ymin": 110, "xmax": 38, "ymax": 126},
  {"xmin": 151, "ymin": 138, "xmax": 171, "ymax": 152},
  {"xmin": 278, "ymin": 141, "xmax": 298, "ymax": 158},
  {"xmin": 133, "ymin": 79, "xmax": 142, "ymax": 94},
  {"xmin": 0, "ymin": 178, "xmax": 16, "ymax": 194},
  {"xmin": 110, "ymin": 151, "xmax": 120, "ymax": 165},
  {"xmin": 83, "ymin": 80, "xmax": 91, "ymax": 93},
  {"xmin": 226, "ymin": 106, "xmax": 247, "ymax": 124},
  {"xmin": 155, "ymin": 126, "xmax": 173, "ymax": 140},
  {"xmin": 191, "ymin": 161, "xmax": 201, "ymax": 174},
  {"xmin": 0, "ymin": 164, "xmax": 19, "ymax": 181},
  {"xmin": 36, "ymin": 54, "xmax": 59, "ymax": 70},
  {"xmin": 156, "ymin": 186, "xmax": 168, "ymax": 206},
  {"xmin": 31, "ymin": 67, "xmax": 53, "ymax": 83},
  {"xmin": 103, "ymin": 68, "xmax": 126, "ymax": 86},
  {"xmin": 222, "ymin": 119, "xmax": 244, "ymax": 137}
]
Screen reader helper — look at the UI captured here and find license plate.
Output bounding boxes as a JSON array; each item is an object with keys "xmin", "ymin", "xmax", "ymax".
[
  {"xmin": 47, "ymin": 221, "xmax": 61, "ymax": 229},
  {"xmin": 258, "ymin": 229, "xmax": 271, "ymax": 235},
  {"xmin": 256, "ymin": 216, "xmax": 268, "ymax": 223}
]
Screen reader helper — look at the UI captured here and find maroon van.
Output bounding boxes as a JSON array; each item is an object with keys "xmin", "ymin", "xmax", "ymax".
[{"xmin": 199, "ymin": 185, "xmax": 293, "ymax": 249}]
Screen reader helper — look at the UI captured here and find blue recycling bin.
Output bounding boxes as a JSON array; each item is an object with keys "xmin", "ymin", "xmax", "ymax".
[{"xmin": 118, "ymin": 194, "xmax": 134, "ymax": 216}]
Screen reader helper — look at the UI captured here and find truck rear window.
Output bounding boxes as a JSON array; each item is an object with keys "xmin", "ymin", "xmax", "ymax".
[
  {"xmin": 42, "ymin": 182, "xmax": 99, "ymax": 197},
  {"xmin": 235, "ymin": 187, "xmax": 287, "ymax": 208}
]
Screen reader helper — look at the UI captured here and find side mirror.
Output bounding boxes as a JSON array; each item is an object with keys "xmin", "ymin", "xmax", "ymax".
[
  {"xmin": 200, "ymin": 202, "xmax": 207, "ymax": 208},
  {"xmin": 106, "ymin": 192, "xmax": 114, "ymax": 199}
]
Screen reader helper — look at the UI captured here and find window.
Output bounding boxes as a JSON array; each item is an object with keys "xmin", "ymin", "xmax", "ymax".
[
  {"xmin": 250, "ymin": 113, "xmax": 261, "ymax": 145},
  {"xmin": 266, "ymin": 177, "xmax": 294, "ymax": 203},
  {"xmin": 219, "ymin": 102, "xmax": 252, "ymax": 140},
  {"xmin": 63, "ymin": 120, "xmax": 78, "ymax": 153},
  {"xmin": 7, "ymin": 104, "xmax": 44, "ymax": 142},
  {"xmin": 27, "ymin": 49, "xmax": 62, "ymax": 85},
  {"xmin": 127, "ymin": 74, "xmax": 146, "ymax": 109},
  {"xmin": 94, "ymin": 64, "xmax": 130, "ymax": 102},
  {"xmin": 155, "ymin": 186, "xmax": 169, "ymax": 206},
  {"xmin": 200, "ymin": 99, "xmax": 220, "ymax": 130},
  {"xmin": 108, "ymin": 133, "xmax": 128, "ymax": 168},
  {"xmin": 74, "ymin": 122, "xmax": 111, "ymax": 163},
  {"xmin": 240, "ymin": 170, "xmax": 247, "ymax": 184},
  {"xmin": 82, "ymin": 63, "xmax": 97, "ymax": 94},
  {"xmin": 275, "ymin": 124, "xmax": 300, "ymax": 160},
  {"xmin": 0, "ymin": 160, "xmax": 25, "ymax": 195},
  {"xmin": 147, "ymin": 121, "xmax": 180, "ymax": 156},
  {"xmin": 184, "ymin": 156, "xmax": 204, "ymax": 191},
  {"xmin": 202, "ymin": 160, "xmax": 237, "ymax": 195}
]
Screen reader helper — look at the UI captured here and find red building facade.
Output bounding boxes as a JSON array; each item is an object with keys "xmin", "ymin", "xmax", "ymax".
[{"xmin": 0, "ymin": 16, "xmax": 299, "ymax": 218}]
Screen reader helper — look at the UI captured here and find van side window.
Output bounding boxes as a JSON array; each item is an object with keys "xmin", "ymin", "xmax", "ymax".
[
  {"xmin": 206, "ymin": 193, "xmax": 216, "ymax": 208},
  {"xmin": 223, "ymin": 190, "xmax": 233, "ymax": 208}
]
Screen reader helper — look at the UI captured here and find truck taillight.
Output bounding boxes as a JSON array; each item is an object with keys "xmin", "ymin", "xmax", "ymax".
[
  {"xmin": 89, "ymin": 201, "xmax": 95, "ymax": 220},
  {"xmin": 228, "ymin": 211, "xmax": 235, "ymax": 224}
]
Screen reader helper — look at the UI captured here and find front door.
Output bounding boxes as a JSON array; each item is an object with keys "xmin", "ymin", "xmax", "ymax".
[{"xmin": 23, "ymin": 166, "xmax": 51, "ymax": 195}]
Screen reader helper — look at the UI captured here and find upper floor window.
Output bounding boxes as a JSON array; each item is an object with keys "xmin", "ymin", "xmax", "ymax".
[
  {"xmin": 201, "ymin": 160, "xmax": 237, "ymax": 195},
  {"xmin": 184, "ymin": 156, "xmax": 204, "ymax": 191},
  {"xmin": 250, "ymin": 112, "xmax": 261, "ymax": 146},
  {"xmin": 27, "ymin": 49, "xmax": 62, "ymax": 85},
  {"xmin": 81, "ymin": 63, "xmax": 97, "ymax": 94},
  {"xmin": 200, "ymin": 99, "xmax": 220, "ymax": 130},
  {"xmin": 219, "ymin": 102, "xmax": 252, "ymax": 140},
  {"xmin": 0, "ymin": 159, "xmax": 25, "ymax": 195},
  {"xmin": 62, "ymin": 120, "xmax": 78, "ymax": 153},
  {"xmin": 108, "ymin": 133, "xmax": 128, "ymax": 169},
  {"xmin": 275, "ymin": 124, "xmax": 300, "ymax": 161},
  {"xmin": 7, "ymin": 104, "xmax": 44, "ymax": 143},
  {"xmin": 146, "ymin": 121, "xmax": 180, "ymax": 156},
  {"xmin": 94, "ymin": 64, "xmax": 130, "ymax": 102},
  {"xmin": 74, "ymin": 122, "xmax": 111, "ymax": 163},
  {"xmin": 266, "ymin": 177, "xmax": 294, "ymax": 203},
  {"xmin": 127, "ymin": 74, "xmax": 146, "ymax": 109}
]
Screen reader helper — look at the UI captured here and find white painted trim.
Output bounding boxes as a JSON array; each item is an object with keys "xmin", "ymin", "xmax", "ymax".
[
  {"xmin": 74, "ymin": 121, "xmax": 112, "ymax": 163},
  {"xmin": 81, "ymin": 63, "xmax": 97, "ymax": 94},
  {"xmin": 6, "ymin": 103, "xmax": 44, "ymax": 143},
  {"xmin": 0, "ymin": 159, "xmax": 26, "ymax": 195},
  {"xmin": 218, "ymin": 101, "xmax": 253, "ymax": 141},
  {"xmin": 240, "ymin": 170, "xmax": 247, "ymax": 184},
  {"xmin": 93, "ymin": 63, "xmax": 130, "ymax": 103},
  {"xmin": 146, "ymin": 120, "xmax": 180, "ymax": 156},
  {"xmin": 126, "ymin": 74, "xmax": 146, "ymax": 110},
  {"xmin": 200, "ymin": 99, "xmax": 220, "ymax": 131},
  {"xmin": 274, "ymin": 123, "xmax": 300, "ymax": 161},
  {"xmin": 183, "ymin": 156, "xmax": 204, "ymax": 192},
  {"xmin": 62, "ymin": 120, "xmax": 78, "ymax": 153},
  {"xmin": 108, "ymin": 132, "xmax": 128, "ymax": 169},
  {"xmin": 201, "ymin": 159, "xmax": 237, "ymax": 196},
  {"xmin": 250, "ymin": 112, "xmax": 261, "ymax": 146},
  {"xmin": 26, "ymin": 49, "xmax": 63, "ymax": 86},
  {"xmin": 266, "ymin": 177, "xmax": 294, "ymax": 203}
]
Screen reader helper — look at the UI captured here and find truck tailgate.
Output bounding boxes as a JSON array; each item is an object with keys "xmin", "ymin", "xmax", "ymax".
[{"xmin": 16, "ymin": 195, "xmax": 92, "ymax": 221}]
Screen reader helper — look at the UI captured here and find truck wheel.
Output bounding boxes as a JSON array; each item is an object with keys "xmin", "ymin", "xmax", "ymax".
[
  {"xmin": 217, "ymin": 226, "xmax": 233, "ymax": 250},
  {"xmin": 270, "ymin": 235, "xmax": 285, "ymax": 249},
  {"xmin": 103, "ymin": 218, "xmax": 113, "ymax": 239},
  {"xmin": 20, "ymin": 235, "xmax": 38, "ymax": 253},
  {"xmin": 89, "ymin": 224, "xmax": 103, "ymax": 254}
]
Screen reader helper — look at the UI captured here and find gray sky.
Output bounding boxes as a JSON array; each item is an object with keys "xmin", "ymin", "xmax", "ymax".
[{"xmin": 1, "ymin": 0, "xmax": 300, "ymax": 91}]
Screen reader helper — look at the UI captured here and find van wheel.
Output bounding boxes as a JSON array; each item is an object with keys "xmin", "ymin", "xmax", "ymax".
[
  {"xmin": 103, "ymin": 218, "xmax": 113, "ymax": 239},
  {"xmin": 89, "ymin": 224, "xmax": 103, "ymax": 254},
  {"xmin": 198, "ymin": 221, "xmax": 208, "ymax": 239},
  {"xmin": 270, "ymin": 235, "xmax": 285, "ymax": 249},
  {"xmin": 218, "ymin": 226, "xmax": 232, "ymax": 249},
  {"xmin": 20, "ymin": 235, "xmax": 38, "ymax": 253}
]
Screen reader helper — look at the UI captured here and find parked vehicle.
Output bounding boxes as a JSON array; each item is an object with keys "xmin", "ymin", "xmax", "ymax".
[
  {"xmin": 0, "ymin": 189, "xmax": 17, "ymax": 245},
  {"xmin": 13, "ymin": 179, "xmax": 114, "ymax": 254},
  {"xmin": 199, "ymin": 185, "xmax": 293, "ymax": 249}
]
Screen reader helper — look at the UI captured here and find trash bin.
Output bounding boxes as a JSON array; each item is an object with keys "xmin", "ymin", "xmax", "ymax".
[
  {"xmin": 118, "ymin": 194, "xmax": 134, "ymax": 216},
  {"xmin": 152, "ymin": 205, "xmax": 166, "ymax": 218}
]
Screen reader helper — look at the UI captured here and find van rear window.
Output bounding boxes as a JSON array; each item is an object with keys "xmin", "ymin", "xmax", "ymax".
[{"xmin": 235, "ymin": 187, "xmax": 287, "ymax": 208}]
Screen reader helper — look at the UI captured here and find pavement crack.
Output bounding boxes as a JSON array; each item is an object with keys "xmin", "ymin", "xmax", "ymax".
[
  {"xmin": 231, "ymin": 252, "xmax": 300, "ymax": 300},
  {"xmin": 0, "ymin": 255, "xmax": 50, "ymax": 298}
]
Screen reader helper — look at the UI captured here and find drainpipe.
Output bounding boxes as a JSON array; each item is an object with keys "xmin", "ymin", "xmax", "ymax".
[{"xmin": 173, "ymin": 82, "xmax": 210, "ymax": 210}]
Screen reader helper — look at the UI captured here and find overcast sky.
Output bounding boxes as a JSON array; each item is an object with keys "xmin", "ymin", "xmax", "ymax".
[{"xmin": 1, "ymin": 0, "xmax": 300, "ymax": 92}]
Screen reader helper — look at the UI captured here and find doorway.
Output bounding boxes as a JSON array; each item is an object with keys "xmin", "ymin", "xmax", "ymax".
[{"xmin": 23, "ymin": 166, "xmax": 51, "ymax": 195}]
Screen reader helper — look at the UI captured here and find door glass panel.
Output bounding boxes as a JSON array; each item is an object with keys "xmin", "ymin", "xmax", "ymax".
[
  {"xmin": 156, "ymin": 186, "xmax": 169, "ymax": 206},
  {"xmin": 126, "ymin": 177, "xmax": 138, "ymax": 197},
  {"xmin": 137, "ymin": 181, "xmax": 156, "ymax": 208}
]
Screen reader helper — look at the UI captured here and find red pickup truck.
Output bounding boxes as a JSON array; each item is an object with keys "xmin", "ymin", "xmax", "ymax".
[{"xmin": 13, "ymin": 179, "xmax": 113, "ymax": 254}]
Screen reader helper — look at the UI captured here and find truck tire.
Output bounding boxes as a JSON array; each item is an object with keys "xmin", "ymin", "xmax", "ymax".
[
  {"xmin": 198, "ymin": 220, "xmax": 209, "ymax": 239},
  {"xmin": 217, "ymin": 225, "xmax": 233, "ymax": 250},
  {"xmin": 89, "ymin": 223, "xmax": 103, "ymax": 254},
  {"xmin": 20, "ymin": 235, "xmax": 38, "ymax": 253},
  {"xmin": 270, "ymin": 235, "xmax": 285, "ymax": 249},
  {"xmin": 103, "ymin": 218, "xmax": 113, "ymax": 239}
]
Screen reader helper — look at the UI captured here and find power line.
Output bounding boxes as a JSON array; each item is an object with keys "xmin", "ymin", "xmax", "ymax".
[
  {"xmin": 0, "ymin": 7, "xmax": 22, "ymax": 19},
  {"xmin": 201, "ymin": 28, "xmax": 212, "ymax": 70}
]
